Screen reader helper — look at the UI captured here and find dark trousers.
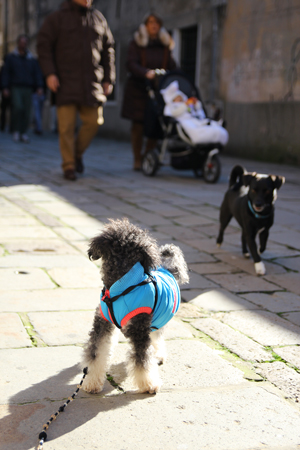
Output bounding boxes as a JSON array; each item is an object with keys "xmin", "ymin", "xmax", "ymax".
[
  {"xmin": 0, "ymin": 95, "xmax": 11, "ymax": 131},
  {"xmin": 131, "ymin": 121, "xmax": 157, "ymax": 169},
  {"xmin": 11, "ymin": 86, "xmax": 32, "ymax": 134}
]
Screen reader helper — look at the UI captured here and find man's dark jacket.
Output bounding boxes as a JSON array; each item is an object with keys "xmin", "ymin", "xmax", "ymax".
[
  {"xmin": 1, "ymin": 50, "xmax": 44, "ymax": 90},
  {"xmin": 37, "ymin": 0, "xmax": 115, "ymax": 106}
]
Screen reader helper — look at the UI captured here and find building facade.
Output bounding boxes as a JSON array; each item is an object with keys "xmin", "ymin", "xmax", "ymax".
[{"xmin": 1, "ymin": 0, "xmax": 300, "ymax": 164}]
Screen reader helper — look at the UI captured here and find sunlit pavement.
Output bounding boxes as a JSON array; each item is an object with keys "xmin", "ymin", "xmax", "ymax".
[{"xmin": 0, "ymin": 131, "xmax": 300, "ymax": 450}]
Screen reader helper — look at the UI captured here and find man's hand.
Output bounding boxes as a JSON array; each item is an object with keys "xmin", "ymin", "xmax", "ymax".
[
  {"xmin": 2, "ymin": 89, "xmax": 10, "ymax": 98},
  {"xmin": 46, "ymin": 74, "xmax": 60, "ymax": 93},
  {"xmin": 145, "ymin": 70, "xmax": 156, "ymax": 80},
  {"xmin": 102, "ymin": 82, "xmax": 113, "ymax": 97}
]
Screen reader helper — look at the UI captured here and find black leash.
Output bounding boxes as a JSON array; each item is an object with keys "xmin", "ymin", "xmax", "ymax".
[{"xmin": 37, "ymin": 367, "xmax": 88, "ymax": 450}]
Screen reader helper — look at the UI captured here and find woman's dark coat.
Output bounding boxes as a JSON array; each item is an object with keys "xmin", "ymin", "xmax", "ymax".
[
  {"xmin": 121, "ymin": 24, "xmax": 177, "ymax": 122},
  {"xmin": 37, "ymin": 0, "xmax": 115, "ymax": 107}
]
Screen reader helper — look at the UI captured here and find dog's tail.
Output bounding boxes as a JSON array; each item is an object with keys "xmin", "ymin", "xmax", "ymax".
[
  {"xmin": 159, "ymin": 244, "xmax": 189, "ymax": 285},
  {"xmin": 229, "ymin": 165, "xmax": 245, "ymax": 189}
]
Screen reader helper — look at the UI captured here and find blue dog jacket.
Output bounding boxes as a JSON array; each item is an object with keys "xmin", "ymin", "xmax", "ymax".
[{"xmin": 99, "ymin": 262, "xmax": 180, "ymax": 330}]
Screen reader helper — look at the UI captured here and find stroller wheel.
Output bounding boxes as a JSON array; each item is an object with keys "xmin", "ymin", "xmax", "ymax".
[
  {"xmin": 142, "ymin": 150, "xmax": 160, "ymax": 176},
  {"xmin": 202, "ymin": 154, "xmax": 221, "ymax": 183}
]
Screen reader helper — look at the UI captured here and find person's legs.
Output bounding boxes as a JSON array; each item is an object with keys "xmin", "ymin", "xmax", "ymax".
[
  {"xmin": 11, "ymin": 87, "xmax": 23, "ymax": 138},
  {"xmin": 0, "ymin": 96, "xmax": 10, "ymax": 132},
  {"xmin": 56, "ymin": 104, "xmax": 78, "ymax": 172},
  {"xmin": 75, "ymin": 105, "xmax": 102, "ymax": 173},
  {"xmin": 19, "ymin": 87, "xmax": 33, "ymax": 140},
  {"xmin": 145, "ymin": 138, "xmax": 157, "ymax": 153},
  {"xmin": 32, "ymin": 92, "xmax": 45, "ymax": 133},
  {"xmin": 131, "ymin": 121, "xmax": 144, "ymax": 170}
]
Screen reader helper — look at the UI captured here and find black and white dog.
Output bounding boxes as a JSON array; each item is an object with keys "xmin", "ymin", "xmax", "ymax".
[
  {"xmin": 217, "ymin": 165, "xmax": 285, "ymax": 275},
  {"xmin": 82, "ymin": 218, "xmax": 189, "ymax": 394}
]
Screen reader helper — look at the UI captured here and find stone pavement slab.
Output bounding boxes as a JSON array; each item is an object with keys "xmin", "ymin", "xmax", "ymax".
[
  {"xmin": 0, "ymin": 288, "xmax": 99, "ymax": 312},
  {"xmin": 265, "ymin": 272, "xmax": 300, "ymax": 295},
  {"xmin": 0, "ymin": 313, "xmax": 32, "ymax": 348},
  {"xmin": 0, "ymin": 226, "xmax": 58, "ymax": 239},
  {"xmin": 191, "ymin": 317, "xmax": 271, "ymax": 362},
  {"xmin": 182, "ymin": 271, "xmax": 218, "ymax": 290},
  {"xmin": 28, "ymin": 311, "xmax": 95, "ymax": 345},
  {"xmin": 47, "ymin": 266, "xmax": 101, "ymax": 288},
  {"xmin": 255, "ymin": 361, "xmax": 300, "ymax": 402},
  {"xmin": 274, "ymin": 256, "xmax": 300, "ymax": 272},
  {"xmin": 189, "ymin": 261, "xmax": 238, "ymax": 274},
  {"xmin": 0, "ymin": 254, "xmax": 95, "ymax": 268},
  {"xmin": 188, "ymin": 288, "xmax": 259, "ymax": 311},
  {"xmin": 273, "ymin": 345, "xmax": 300, "ymax": 369},
  {"xmin": 0, "ymin": 215, "xmax": 41, "ymax": 226},
  {"xmin": 241, "ymin": 291, "xmax": 300, "ymax": 313},
  {"xmin": 0, "ymin": 347, "xmax": 87, "ymax": 404},
  {"xmin": 218, "ymin": 310, "xmax": 300, "ymax": 345},
  {"xmin": 269, "ymin": 230, "xmax": 300, "ymax": 250},
  {"xmin": 216, "ymin": 251, "xmax": 288, "ymax": 276},
  {"xmin": 2, "ymin": 238, "xmax": 82, "ymax": 255},
  {"xmin": 206, "ymin": 273, "xmax": 281, "ymax": 292},
  {"xmin": 282, "ymin": 311, "xmax": 300, "ymax": 326},
  {"xmin": 0, "ymin": 268, "xmax": 56, "ymax": 290}
]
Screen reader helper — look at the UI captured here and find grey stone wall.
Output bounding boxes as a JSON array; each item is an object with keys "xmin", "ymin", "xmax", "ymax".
[{"xmin": 225, "ymin": 101, "xmax": 300, "ymax": 165}]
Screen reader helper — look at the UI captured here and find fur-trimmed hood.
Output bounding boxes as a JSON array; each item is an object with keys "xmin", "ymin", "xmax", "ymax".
[{"xmin": 134, "ymin": 23, "xmax": 175, "ymax": 50}]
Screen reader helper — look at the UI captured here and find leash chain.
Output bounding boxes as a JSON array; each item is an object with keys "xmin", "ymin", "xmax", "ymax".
[{"xmin": 37, "ymin": 367, "xmax": 88, "ymax": 450}]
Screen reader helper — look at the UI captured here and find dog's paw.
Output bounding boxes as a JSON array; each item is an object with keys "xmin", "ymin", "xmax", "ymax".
[
  {"xmin": 138, "ymin": 380, "xmax": 162, "ymax": 394},
  {"xmin": 82, "ymin": 377, "xmax": 104, "ymax": 394},
  {"xmin": 132, "ymin": 364, "xmax": 162, "ymax": 394},
  {"xmin": 254, "ymin": 261, "xmax": 266, "ymax": 276},
  {"xmin": 243, "ymin": 252, "xmax": 250, "ymax": 259}
]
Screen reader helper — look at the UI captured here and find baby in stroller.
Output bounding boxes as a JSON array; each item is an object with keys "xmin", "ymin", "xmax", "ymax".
[{"xmin": 160, "ymin": 80, "xmax": 229, "ymax": 146}]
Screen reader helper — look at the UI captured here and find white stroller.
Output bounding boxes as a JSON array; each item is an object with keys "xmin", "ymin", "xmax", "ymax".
[{"xmin": 142, "ymin": 70, "xmax": 229, "ymax": 183}]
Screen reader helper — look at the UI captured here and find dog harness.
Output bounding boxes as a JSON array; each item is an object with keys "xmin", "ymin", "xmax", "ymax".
[{"xmin": 99, "ymin": 262, "xmax": 180, "ymax": 330}]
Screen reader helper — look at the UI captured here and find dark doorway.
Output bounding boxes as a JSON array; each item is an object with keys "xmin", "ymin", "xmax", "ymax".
[{"xmin": 180, "ymin": 25, "xmax": 198, "ymax": 83}]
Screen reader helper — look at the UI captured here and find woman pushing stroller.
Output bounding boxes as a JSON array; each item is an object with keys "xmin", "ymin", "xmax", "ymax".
[{"xmin": 121, "ymin": 12, "xmax": 177, "ymax": 170}]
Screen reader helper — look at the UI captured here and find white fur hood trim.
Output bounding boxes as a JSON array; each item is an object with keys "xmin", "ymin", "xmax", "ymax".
[{"xmin": 134, "ymin": 24, "xmax": 175, "ymax": 50}]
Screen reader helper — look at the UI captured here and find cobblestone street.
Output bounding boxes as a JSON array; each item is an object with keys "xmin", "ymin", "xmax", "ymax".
[{"xmin": 0, "ymin": 131, "xmax": 300, "ymax": 450}]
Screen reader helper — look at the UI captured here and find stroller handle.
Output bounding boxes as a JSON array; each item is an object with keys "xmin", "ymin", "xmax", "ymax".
[{"xmin": 145, "ymin": 69, "xmax": 167, "ymax": 98}]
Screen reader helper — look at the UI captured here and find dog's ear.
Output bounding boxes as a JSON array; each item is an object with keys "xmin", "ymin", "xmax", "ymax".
[
  {"xmin": 243, "ymin": 172, "xmax": 256, "ymax": 186},
  {"xmin": 270, "ymin": 175, "xmax": 285, "ymax": 190},
  {"xmin": 88, "ymin": 235, "xmax": 109, "ymax": 261}
]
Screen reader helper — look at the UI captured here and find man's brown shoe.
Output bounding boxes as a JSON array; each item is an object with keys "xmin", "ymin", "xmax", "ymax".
[{"xmin": 64, "ymin": 169, "xmax": 77, "ymax": 181}]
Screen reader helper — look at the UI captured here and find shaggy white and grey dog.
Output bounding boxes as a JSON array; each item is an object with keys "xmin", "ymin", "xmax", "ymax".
[{"xmin": 82, "ymin": 218, "xmax": 189, "ymax": 394}]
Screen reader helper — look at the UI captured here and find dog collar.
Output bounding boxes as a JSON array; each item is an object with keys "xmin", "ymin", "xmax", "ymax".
[{"xmin": 248, "ymin": 200, "xmax": 270, "ymax": 219}]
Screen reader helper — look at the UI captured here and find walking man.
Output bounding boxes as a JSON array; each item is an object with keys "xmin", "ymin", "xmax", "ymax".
[
  {"xmin": 1, "ymin": 35, "xmax": 44, "ymax": 143},
  {"xmin": 37, "ymin": 0, "xmax": 115, "ymax": 180}
]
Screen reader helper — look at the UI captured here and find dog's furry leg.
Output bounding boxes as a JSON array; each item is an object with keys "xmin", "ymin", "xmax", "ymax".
[
  {"xmin": 259, "ymin": 227, "xmax": 269, "ymax": 254},
  {"xmin": 123, "ymin": 313, "xmax": 162, "ymax": 394},
  {"xmin": 242, "ymin": 232, "xmax": 250, "ymax": 258},
  {"xmin": 151, "ymin": 328, "xmax": 166, "ymax": 365},
  {"xmin": 82, "ymin": 308, "xmax": 116, "ymax": 394}
]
